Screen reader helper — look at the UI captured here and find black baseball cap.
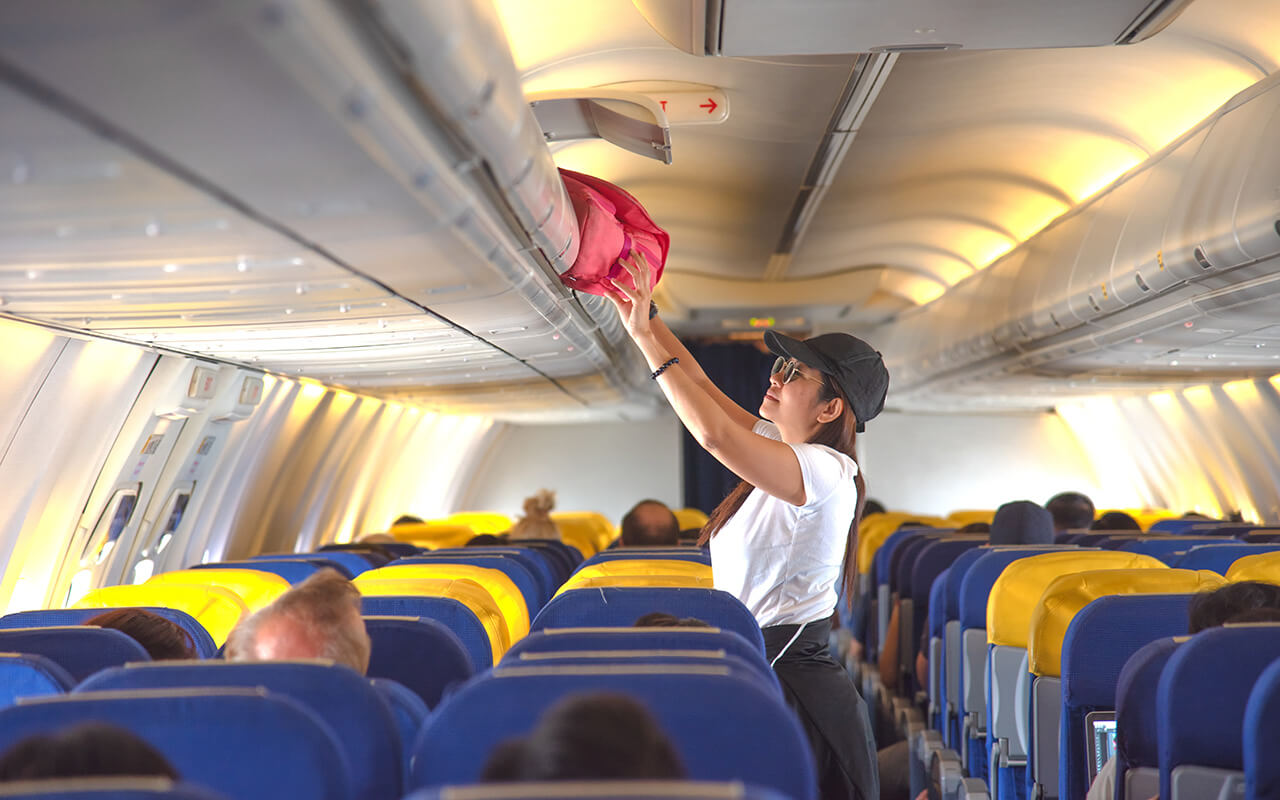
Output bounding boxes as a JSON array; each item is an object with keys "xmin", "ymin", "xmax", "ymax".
[{"xmin": 764, "ymin": 330, "xmax": 889, "ymax": 433}]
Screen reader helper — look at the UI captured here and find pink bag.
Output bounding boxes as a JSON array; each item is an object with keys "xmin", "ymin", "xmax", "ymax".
[{"xmin": 557, "ymin": 168, "xmax": 669, "ymax": 297}]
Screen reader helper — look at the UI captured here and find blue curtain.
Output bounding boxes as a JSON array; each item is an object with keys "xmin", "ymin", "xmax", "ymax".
[{"xmin": 680, "ymin": 341, "xmax": 774, "ymax": 515}]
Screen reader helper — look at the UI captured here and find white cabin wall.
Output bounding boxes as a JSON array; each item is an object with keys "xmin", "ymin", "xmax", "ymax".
[
  {"xmin": 458, "ymin": 413, "xmax": 685, "ymax": 527},
  {"xmin": 857, "ymin": 410, "xmax": 1118, "ymax": 517}
]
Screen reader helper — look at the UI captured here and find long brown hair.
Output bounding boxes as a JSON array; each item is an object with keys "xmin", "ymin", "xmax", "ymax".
[{"xmin": 697, "ymin": 373, "xmax": 867, "ymax": 604}]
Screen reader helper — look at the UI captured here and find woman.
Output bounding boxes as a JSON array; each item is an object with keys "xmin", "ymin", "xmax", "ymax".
[{"xmin": 603, "ymin": 252, "xmax": 885, "ymax": 800}]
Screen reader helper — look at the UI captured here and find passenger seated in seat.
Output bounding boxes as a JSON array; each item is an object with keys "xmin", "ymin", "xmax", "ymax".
[
  {"xmin": 225, "ymin": 568, "xmax": 371, "ymax": 674},
  {"xmin": 633, "ymin": 612, "xmax": 712, "ymax": 628},
  {"xmin": 480, "ymin": 692, "xmax": 686, "ymax": 781},
  {"xmin": 620, "ymin": 500, "xmax": 681, "ymax": 547},
  {"xmin": 466, "ymin": 533, "xmax": 510, "ymax": 546},
  {"xmin": 508, "ymin": 490, "xmax": 560, "ymax": 542},
  {"xmin": 1085, "ymin": 580, "xmax": 1280, "ymax": 799},
  {"xmin": 1046, "ymin": 491, "xmax": 1095, "ymax": 534},
  {"xmin": 84, "ymin": 608, "xmax": 196, "ymax": 661},
  {"xmin": 1090, "ymin": 511, "xmax": 1141, "ymax": 531},
  {"xmin": 0, "ymin": 722, "xmax": 178, "ymax": 781}
]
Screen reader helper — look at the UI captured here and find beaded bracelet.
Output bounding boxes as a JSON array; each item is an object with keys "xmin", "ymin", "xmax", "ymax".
[{"xmin": 651, "ymin": 357, "xmax": 679, "ymax": 380}]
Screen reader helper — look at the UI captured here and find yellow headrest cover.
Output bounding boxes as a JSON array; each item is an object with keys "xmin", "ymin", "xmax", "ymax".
[
  {"xmin": 444, "ymin": 512, "xmax": 514, "ymax": 535},
  {"xmin": 1227, "ymin": 551, "xmax": 1280, "ymax": 585},
  {"xmin": 552, "ymin": 512, "xmax": 617, "ymax": 551},
  {"xmin": 390, "ymin": 522, "xmax": 476, "ymax": 549},
  {"xmin": 358, "ymin": 563, "xmax": 529, "ymax": 638},
  {"xmin": 855, "ymin": 513, "xmax": 952, "ymax": 575},
  {"xmin": 987, "ymin": 551, "xmax": 1167, "ymax": 648},
  {"xmin": 948, "ymin": 510, "xmax": 996, "ymax": 525},
  {"xmin": 554, "ymin": 574, "xmax": 716, "ymax": 597},
  {"xmin": 353, "ymin": 576, "xmax": 510, "ymax": 661},
  {"xmin": 570, "ymin": 560, "xmax": 713, "ymax": 582},
  {"xmin": 73, "ymin": 583, "xmax": 247, "ymax": 647},
  {"xmin": 148, "ymin": 569, "xmax": 291, "ymax": 613},
  {"xmin": 1027, "ymin": 568, "xmax": 1226, "ymax": 676},
  {"xmin": 674, "ymin": 508, "xmax": 710, "ymax": 531}
]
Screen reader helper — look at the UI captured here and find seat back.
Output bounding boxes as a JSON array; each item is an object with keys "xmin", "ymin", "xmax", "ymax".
[
  {"xmin": 1225, "ymin": 550, "xmax": 1280, "ymax": 583},
  {"xmin": 391, "ymin": 522, "xmax": 477, "ymax": 550},
  {"xmin": 0, "ymin": 627, "xmax": 150, "ymax": 682},
  {"xmin": 190, "ymin": 559, "xmax": 329, "ymax": 584},
  {"xmin": 357, "ymin": 564, "xmax": 529, "ymax": 639},
  {"xmin": 370, "ymin": 677, "xmax": 429, "ymax": 788},
  {"xmin": 558, "ymin": 575, "xmax": 716, "ymax": 593},
  {"xmin": 530, "ymin": 587, "xmax": 764, "ymax": 654},
  {"xmin": 0, "ymin": 653, "xmax": 75, "ymax": 705},
  {"xmin": 1243, "ymin": 658, "xmax": 1280, "ymax": 800},
  {"xmin": 1058, "ymin": 595, "xmax": 1195, "ymax": 800},
  {"xmin": 927, "ymin": 566, "xmax": 950, "ymax": 730},
  {"xmin": 402, "ymin": 780, "xmax": 790, "ymax": 800},
  {"xmin": 399, "ymin": 550, "xmax": 559, "ymax": 607},
  {"xmin": 249, "ymin": 551, "xmax": 372, "ymax": 577},
  {"xmin": 355, "ymin": 577, "xmax": 509, "ymax": 663},
  {"xmin": 505, "ymin": 626, "xmax": 768, "ymax": 668},
  {"xmin": 0, "ymin": 689, "xmax": 352, "ymax": 800},
  {"xmin": 444, "ymin": 512, "xmax": 514, "ymax": 535},
  {"xmin": 361, "ymin": 595, "xmax": 494, "ymax": 670},
  {"xmin": 1175, "ymin": 544, "xmax": 1280, "ymax": 573},
  {"xmin": 147, "ymin": 569, "xmax": 290, "ymax": 613},
  {"xmin": 73, "ymin": 584, "xmax": 247, "ymax": 647},
  {"xmin": 364, "ymin": 616, "xmax": 474, "ymax": 707},
  {"xmin": 0, "ymin": 608, "xmax": 216, "ymax": 659},
  {"xmin": 388, "ymin": 553, "xmax": 544, "ymax": 609},
  {"xmin": 78, "ymin": 661, "xmax": 398, "ymax": 800},
  {"xmin": 904, "ymin": 537, "xmax": 986, "ymax": 694},
  {"xmin": 550, "ymin": 511, "xmax": 616, "ymax": 555},
  {"xmin": 0, "ymin": 778, "xmax": 229, "ymax": 799},
  {"xmin": 1114, "ymin": 637, "xmax": 1182, "ymax": 800},
  {"xmin": 1118, "ymin": 537, "xmax": 1231, "ymax": 564},
  {"xmin": 580, "ymin": 550, "xmax": 712, "ymax": 568},
  {"xmin": 410, "ymin": 666, "xmax": 816, "ymax": 800},
  {"xmin": 1158, "ymin": 624, "xmax": 1280, "ymax": 800}
]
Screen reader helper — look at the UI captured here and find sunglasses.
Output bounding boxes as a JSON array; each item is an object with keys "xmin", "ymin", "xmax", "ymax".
[{"xmin": 771, "ymin": 357, "xmax": 825, "ymax": 387}]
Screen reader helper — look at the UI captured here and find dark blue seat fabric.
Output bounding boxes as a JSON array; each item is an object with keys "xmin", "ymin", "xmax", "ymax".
[
  {"xmin": 0, "ymin": 627, "xmax": 150, "ymax": 682},
  {"xmin": 249, "ymin": 552, "xmax": 369, "ymax": 577},
  {"xmin": 928, "ymin": 566, "xmax": 950, "ymax": 731},
  {"xmin": 507, "ymin": 652, "xmax": 781, "ymax": 697},
  {"xmin": 1118, "ymin": 538, "xmax": 1229, "ymax": 564},
  {"xmin": 398, "ymin": 549, "xmax": 557, "ymax": 606},
  {"xmin": 190, "ymin": 559, "xmax": 328, "ymax": 584},
  {"xmin": 410, "ymin": 667, "xmax": 816, "ymax": 800},
  {"xmin": 0, "ymin": 608, "xmax": 216, "ymax": 659},
  {"xmin": 505, "ymin": 628, "xmax": 769, "ymax": 672},
  {"xmin": 0, "ymin": 689, "xmax": 352, "ymax": 800},
  {"xmin": 1114, "ymin": 637, "xmax": 1181, "ymax": 799},
  {"xmin": 0, "ymin": 653, "xmax": 74, "ymax": 706},
  {"xmin": 361, "ymin": 596, "xmax": 492, "ymax": 670},
  {"xmin": 1244, "ymin": 658, "xmax": 1280, "ymax": 800},
  {"xmin": 580, "ymin": 550, "xmax": 712, "ymax": 568},
  {"xmin": 512, "ymin": 539, "xmax": 582, "ymax": 581},
  {"xmin": 530, "ymin": 588, "xmax": 764, "ymax": 655},
  {"xmin": 77, "ymin": 661, "xmax": 399, "ymax": 800},
  {"xmin": 0, "ymin": 781, "xmax": 230, "ymax": 799},
  {"xmin": 1157, "ymin": 624, "xmax": 1280, "ymax": 800},
  {"xmin": 370, "ymin": 677, "xmax": 429, "ymax": 788},
  {"xmin": 1174, "ymin": 543, "xmax": 1280, "ymax": 573},
  {"xmin": 387, "ymin": 553, "xmax": 544, "ymax": 610},
  {"xmin": 402, "ymin": 781, "xmax": 792, "ymax": 800},
  {"xmin": 907, "ymin": 539, "xmax": 985, "ymax": 685},
  {"xmin": 364, "ymin": 616, "xmax": 474, "ymax": 707},
  {"xmin": 874, "ymin": 529, "xmax": 930, "ymax": 595},
  {"xmin": 890, "ymin": 535, "xmax": 938, "ymax": 597},
  {"xmin": 1149, "ymin": 519, "xmax": 1221, "ymax": 534},
  {"xmin": 1058, "ymin": 594, "xmax": 1194, "ymax": 800}
]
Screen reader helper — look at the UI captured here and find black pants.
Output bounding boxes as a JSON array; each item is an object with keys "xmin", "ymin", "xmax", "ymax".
[{"xmin": 765, "ymin": 619, "xmax": 880, "ymax": 800}]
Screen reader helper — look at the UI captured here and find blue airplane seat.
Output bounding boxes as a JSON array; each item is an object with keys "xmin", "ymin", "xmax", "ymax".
[
  {"xmin": 905, "ymin": 538, "xmax": 985, "ymax": 694},
  {"xmin": 386, "ymin": 553, "xmax": 545, "ymax": 611},
  {"xmin": 364, "ymin": 616, "xmax": 474, "ymax": 707},
  {"xmin": 1157, "ymin": 624, "xmax": 1280, "ymax": 800},
  {"xmin": 504, "ymin": 627, "xmax": 769, "ymax": 674},
  {"xmin": 1058, "ymin": 594, "xmax": 1194, "ymax": 800},
  {"xmin": 927, "ymin": 566, "xmax": 950, "ymax": 732},
  {"xmin": 398, "ymin": 549, "xmax": 557, "ymax": 606},
  {"xmin": 1117, "ymin": 538, "xmax": 1229, "ymax": 565},
  {"xmin": 1113, "ymin": 637, "xmax": 1181, "ymax": 800},
  {"xmin": 512, "ymin": 538, "xmax": 583, "ymax": 579},
  {"xmin": 0, "ymin": 781, "xmax": 230, "ymax": 799},
  {"xmin": 190, "ymin": 559, "xmax": 328, "ymax": 584},
  {"xmin": 78, "ymin": 661, "xmax": 398, "ymax": 800},
  {"xmin": 361, "ymin": 596, "xmax": 493, "ymax": 670},
  {"xmin": 529, "ymin": 587, "xmax": 764, "ymax": 655},
  {"xmin": 1149, "ymin": 519, "xmax": 1220, "ymax": 535},
  {"xmin": 0, "ymin": 608, "xmax": 217, "ymax": 659},
  {"xmin": 369, "ymin": 677, "xmax": 429, "ymax": 788},
  {"xmin": 579, "ymin": 549, "xmax": 712, "ymax": 569},
  {"xmin": 0, "ymin": 689, "xmax": 352, "ymax": 800},
  {"xmin": 409, "ymin": 667, "xmax": 816, "ymax": 800},
  {"xmin": 1243, "ymin": 658, "xmax": 1280, "ymax": 800},
  {"xmin": 248, "ymin": 552, "xmax": 367, "ymax": 578},
  {"xmin": 401, "ymin": 781, "xmax": 793, "ymax": 800},
  {"xmin": 0, "ymin": 627, "xmax": 149, "ymax": 682},
  {"xmin": 1173, "ymin": 543, "xmax": 1280, "ymax": 573},
  {"xmin": 0, "ymin": 652, "xmax": 75, "ymax": 707}
]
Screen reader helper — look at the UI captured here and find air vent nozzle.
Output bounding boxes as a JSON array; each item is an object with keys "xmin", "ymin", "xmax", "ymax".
[{"xmin": 1194, "ymin": 246, "xmax": 1213, "ymax": 270}]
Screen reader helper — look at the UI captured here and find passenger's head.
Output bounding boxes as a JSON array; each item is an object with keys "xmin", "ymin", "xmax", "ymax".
[
  {"xmin": 83, "ymin": 608, "xmax": 195, "ymax": 661},
  {"xmin": 225, "ymin": 568, "xmax": 371, "ymax": 674},
  {"xmin": 1187, "ymin": 581, "xmax": 1280, "ymax": 633},
  {"xmin": 633, "ymin": 612, "xmax": 712, "ymax": 628},
  {"xmin": 0, "ymin": 723, "xmax": 178, "ymax": 782},
  {"xmin": 392, "ymin": 514, "xmax": 423, "ymax": 526},
  {"xmin": 863, "ymin": 499, "xmax": 886, "ymax": 517},
  {"xmin": 620, "ymin": 500, "xmax": 680, "ymax": 548},
  {"xmin": 989, "ymin": 500, "xmax": 1053, "ymax": 545},
  {"xmin": 1091, "ymin": 511, "xmax": 1141, "ymax": 531},
  {"xmin": 959, "ymin": 521, "xmax": 991, "ymax": 534},
  {"xmin": 1225, "ymin": 608, "xmax": 1280, "ymax": 625},
  {"xmin": 480, "ymin": 692, "xmax": 686, "ymax": 782},
  {"xmin": 1046, "ymin": 492, "xmax": 1095, "ymax": 532},
  {"xmin": 509, "ymin": 490, "xmax": 560, "ymax": 542}
]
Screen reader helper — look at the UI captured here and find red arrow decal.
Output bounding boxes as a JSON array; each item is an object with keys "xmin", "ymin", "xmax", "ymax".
[{"xmin": 699, "ymin": 97, "xmax": 718, "ymax": 114}]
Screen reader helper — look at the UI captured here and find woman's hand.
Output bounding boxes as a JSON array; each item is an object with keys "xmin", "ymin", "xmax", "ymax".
[{"xmin": 602, "ymin": 250, "xmax": 654, "ymax": 340}]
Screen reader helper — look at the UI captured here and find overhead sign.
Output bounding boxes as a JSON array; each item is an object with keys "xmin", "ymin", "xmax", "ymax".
[{"xmin": 646, "ymin": 89, "xmax": 729, "ymax": 125}]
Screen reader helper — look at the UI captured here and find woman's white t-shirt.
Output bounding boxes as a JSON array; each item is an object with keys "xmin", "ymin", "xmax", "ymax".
[{"xmin": 709, "ymin": 420, "xmax": 860, "ymax": 628}]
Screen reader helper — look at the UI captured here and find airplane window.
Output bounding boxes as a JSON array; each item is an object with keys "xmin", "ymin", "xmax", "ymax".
[
  {"xmin": 132, "ymin": 559, "xmax": 155, "ymax": 585},
  {"xmin": 154, "ymin": 491, "xmax": 191, "ymax": 555},
  {"xmin": 80, "ymin": 489, "xmax": 139, "ymax": 562}
]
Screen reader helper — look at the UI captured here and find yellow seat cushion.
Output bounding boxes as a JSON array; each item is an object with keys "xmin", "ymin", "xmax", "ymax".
[
  {"xmin": 1028, "ymin": 568, "xmax": 1225, "ymax": 676},
  {"xmin": 357, "ymin": 563, "xmax": 529, "ymax": 639},
  {"xmin": 389, "ymin": 521, "xmax": 476, "ymax": 549},
  {"xmin": 559, "ymin": 560, "xmax": 713, "ymax": 595},
  {"xmin": 445, "ymin": 512, "xmax": 514, "ymax": 535},
  {"xmin": 948, "ymin": 510, "xmax": 996, "ymax": 525},
  {"xmin": 555, "ymin": 574, "xmax": 717, "ymax": 596},
  {"xmin": 987, "ymin": 551, "xmax": 1167, "ymax": 648},
  {"xmin": 855, "ymin": 512, "xmax": 951, "ymax": 575},
  {"xmin": 73, "ymin": 583, "xmax": 247, "ymax": 647},
  {"xmin": 147, "ymin": 569, "xmax": 290, "ymax": 614},
  {"xmin": 1227, "ymin": 551, "xmax": 1280, "ymax": 584},
  {"xmin": 674, "ymin": 508, "xmax": 709, "ymax": 531},
  {"xmin": 552, "ymin": 512, "xmax": 616, "ymax": 554},
  {"xmin": 354, "ymin": 576, "xmax": 510, "ymax": 661}
]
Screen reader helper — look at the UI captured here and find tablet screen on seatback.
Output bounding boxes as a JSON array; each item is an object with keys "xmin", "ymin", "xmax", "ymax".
[{"xmin": 1085, "ymin": 711, "xmax": 1118, "ymax": 784}]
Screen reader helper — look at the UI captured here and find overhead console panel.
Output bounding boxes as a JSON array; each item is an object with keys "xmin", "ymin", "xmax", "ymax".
[{"xmin": 633, "ymin": 0, "xmax": 1195, "ymax": 56}]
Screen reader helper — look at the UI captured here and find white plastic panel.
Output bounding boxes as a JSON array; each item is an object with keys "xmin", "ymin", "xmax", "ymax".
[{"xmin": 1233, "ymin": 82, "xmax": 1280, "ymax": 262}]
